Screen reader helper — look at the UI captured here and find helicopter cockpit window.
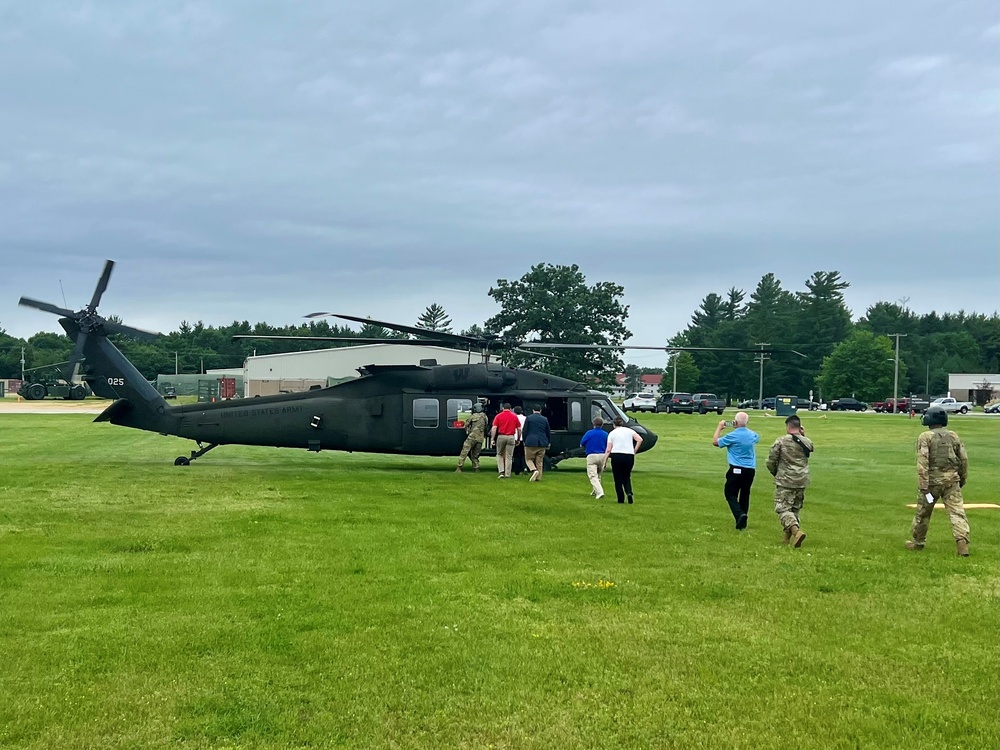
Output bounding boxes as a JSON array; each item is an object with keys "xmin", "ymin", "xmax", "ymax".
[
  {"xmin": 447, "ymin": 398, "xmax": 473, "ymax": 429},
  {"xmin": 592, "ymin": 399, "xmax": 620, "ymax": 425},
  {"xmin": 570, "ymin": 401, "xmax": 582, "ymax": 424},
  {"xmin": 412, "ymin": 398, "xmax": 439, "ymax": 428}
]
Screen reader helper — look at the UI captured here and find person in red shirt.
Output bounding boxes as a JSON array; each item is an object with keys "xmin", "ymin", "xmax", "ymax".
[{"xmin": 490, "ymin": 402, "xmax": 522, "ymax": 478}]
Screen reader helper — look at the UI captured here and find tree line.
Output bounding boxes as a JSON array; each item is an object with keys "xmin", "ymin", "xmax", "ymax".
[
  {"xmin": 3, "ymin": 265, "xmax": 997, "ymax": 403},
  {"xmin": 668, "ymin": 271, "xmax": 999, "ymax": 402}
]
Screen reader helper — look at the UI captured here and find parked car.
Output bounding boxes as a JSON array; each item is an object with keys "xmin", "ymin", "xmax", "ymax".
[
  {"xmin": 795, "ymin": 398, "xmax": 820, "ymax": 411},
  {"xmin": 623, "ymin": 393, "xmax": 657, "ymax": 413},
  {"xmin": 929, "ymin": 397, "xmax": 973, "ymax": 415},
  {"xmin": 163, "ymin": 385, "xmax": 177, "ymax": 399},
  {"xmin": 654, "ymin": 393, "xmax": 675, "ymax": 413},
  {"xmin": 691, "ymin": 392, "xmax": 725, "ymax": 414},
  {"xmin": 829, "ymin": 397, "xmax": 868, "ymax": 412},
  {"xmin": 985, "ymin": 401, "xmax": 1000, "ymax": 414},
  {"xmin": 737, "ymin": 399, "xmax": 758, "ymax": 409},
  {"xmin": 760, "ymin": 397, "xmax": 776, "ymax": 410},
  {"xmin": 665, "ymin": 392, "xmax": 695, "ymax": 413}
]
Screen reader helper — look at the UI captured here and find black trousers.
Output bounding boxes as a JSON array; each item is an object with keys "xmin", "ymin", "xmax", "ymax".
[
  {"xmin": 724, "ymin": 465, "xmax": 755, "ymax": 521},
  {"xmin": 512, "ymin": 444, "xmax": 526, "ymax": 475},
  {"xmin": 610, "ymin": 454, "xmax": 635, "ymax": 502}
]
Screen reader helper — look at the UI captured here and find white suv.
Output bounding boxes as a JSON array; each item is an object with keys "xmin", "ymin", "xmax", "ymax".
[{"xmin": 623, "ymin": 393, "xmax": 657, "ymax": 413}]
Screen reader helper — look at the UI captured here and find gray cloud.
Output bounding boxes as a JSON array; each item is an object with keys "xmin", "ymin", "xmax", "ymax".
[{"xmin": 2, "ymin": 1, "xmax": 996, "ymax": 361}]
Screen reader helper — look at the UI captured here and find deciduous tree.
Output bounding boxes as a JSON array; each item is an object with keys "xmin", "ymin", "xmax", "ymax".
[
  {"xmin": 817, "ymin": 330, "xmax": 901, "ymax": 402},
  {"xmin": 486, "ymin": 264, "xmax": 629, "ymax": 387}
]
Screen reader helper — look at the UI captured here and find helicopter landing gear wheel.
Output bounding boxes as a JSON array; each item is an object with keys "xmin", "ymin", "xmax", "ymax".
[{"xmin": 173, "ymin": 443, "xmax": 218, "ymax": 466}]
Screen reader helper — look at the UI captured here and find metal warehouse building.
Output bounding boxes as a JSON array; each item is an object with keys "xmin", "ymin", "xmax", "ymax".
[
  {"xmin": 947, "ymin": 373, "xmax": 1000, "ymax": 404},
  {"xmin": 243, "ymin": 344, "xmax": 476, "ymax": 397}
]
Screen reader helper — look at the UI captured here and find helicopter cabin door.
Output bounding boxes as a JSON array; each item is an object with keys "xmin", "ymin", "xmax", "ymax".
[
  {"xmin": 403, "ymin": 395, "xmax": 476, "ymax": 456},
  {"xmin": 567, "ymin": 397, "xmax": 586, "ymax": 433}
]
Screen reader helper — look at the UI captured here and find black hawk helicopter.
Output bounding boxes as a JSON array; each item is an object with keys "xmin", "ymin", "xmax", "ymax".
[{"xmin": 19, "ymin": 260, "xmax": 796, "ymax": 468}]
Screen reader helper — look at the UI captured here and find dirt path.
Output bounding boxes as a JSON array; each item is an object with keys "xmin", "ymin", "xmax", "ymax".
[{"xmin": 0, "ymin": 397, "xmax": 111, "ymax": 415}]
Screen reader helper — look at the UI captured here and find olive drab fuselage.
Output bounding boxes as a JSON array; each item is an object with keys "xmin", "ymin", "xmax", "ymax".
[{"xmin": 74, "ymin": 321, "xmax": 658, "ymax": 465}]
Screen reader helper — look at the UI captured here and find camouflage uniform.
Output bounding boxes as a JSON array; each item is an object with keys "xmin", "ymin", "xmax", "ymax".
[
  {"xmin": 457, "ymin": 412, "xmax": 488, "ymax": 470},
  {"xmin": 909, "ymin": 427, "xmax": 969, "ymax": 546},
  {"xmin": 766, "ymin": 433, "xmax": 814, "ymax": 532}
]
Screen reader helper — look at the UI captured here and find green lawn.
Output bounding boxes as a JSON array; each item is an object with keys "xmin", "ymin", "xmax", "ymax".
[{"xmin": 1, "ymin": 411, "xmax": 997, "ymax": 749}]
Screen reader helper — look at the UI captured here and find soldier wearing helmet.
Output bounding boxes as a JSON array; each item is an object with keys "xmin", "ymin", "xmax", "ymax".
[
  {"xmin": 905, "ymin": 406, "xmax": 971, "ymax": 556},
  {"xmin": 456, "ymin": 402, "xmax": 489, "ymax": 473}
]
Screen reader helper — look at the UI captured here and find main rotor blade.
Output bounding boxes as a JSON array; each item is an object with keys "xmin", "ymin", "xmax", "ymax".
[
  {"xmin": 233, "ymin": 334, "xmax": 461, "ymax": 346},
  {"xmin": 513, "ymin": 347, "xmax": 563, "ymax": 362},
  {"xmin": 327, "ymin": 313, "xmax": 492, "ymax": 347},
  {"xmin": 89, "ymin": 259, "xmax": 115, "ymax": 310},
  {"xmin": 104, "ymin": 321, "xmax": 160, "ymax": 341},
  {"xmin": 519, "ymin": 342, "xmax": 797, "ymax": 354},
  {"xmin": 19, "ymin": 297, "xmax": 76, "ymax": 318}
]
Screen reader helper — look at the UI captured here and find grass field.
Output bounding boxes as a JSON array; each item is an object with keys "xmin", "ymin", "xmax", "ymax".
[{"xmin": 1, "ymin": 411, "xmax": 997, "ymax": 749}]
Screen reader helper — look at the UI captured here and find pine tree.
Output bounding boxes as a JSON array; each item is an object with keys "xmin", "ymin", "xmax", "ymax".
[{"xmin": 416, "ymin": 304, "xmax": 453, "ymax": 333}]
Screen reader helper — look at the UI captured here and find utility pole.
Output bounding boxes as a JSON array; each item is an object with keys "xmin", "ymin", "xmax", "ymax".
[
  {"xmin": 175, "ymin": 351, "xmax": 179, "ymax": 376},
  {"xmin": 890, "ymin": 333, "xmax": 906, "ymax": 413},
  {"xmin": 672, "ymin": 353, "xmax": 678, "ymax": 391},
  {"xmin": 755, "ymin": 343, "xmax": 769, "ymax": 408},
  {"xmin": 21, "ymin": 347, "xmax": 26, "ymax": 384}
]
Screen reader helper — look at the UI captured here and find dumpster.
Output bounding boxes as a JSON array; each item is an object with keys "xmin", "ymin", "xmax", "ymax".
[{"xmin": 775, "ymin": 395, "xmax": 798, "ymax": 417}]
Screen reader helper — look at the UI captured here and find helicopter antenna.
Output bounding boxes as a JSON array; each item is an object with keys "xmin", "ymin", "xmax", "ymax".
[{"xmin": 59, "ymin": 280, "xmax": 68, "ymax": 309}]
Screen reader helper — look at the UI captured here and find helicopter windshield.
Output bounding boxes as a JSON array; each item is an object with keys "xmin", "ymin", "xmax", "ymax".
[{"xmin": 592, "ymin": 398, "xmax": 626, "ymax": 425}]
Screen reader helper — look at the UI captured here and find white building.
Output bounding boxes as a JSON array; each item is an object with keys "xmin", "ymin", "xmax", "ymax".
[
  {"xmin": 947, "ymin": 373, "xmax": 1000, "ymax": 404},
  {"xmin": 243, "ymin": 344, "xmax": 476, "ymax": 397}
]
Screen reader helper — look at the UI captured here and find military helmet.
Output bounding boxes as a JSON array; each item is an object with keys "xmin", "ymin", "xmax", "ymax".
[
  {"xmin": 471, "ymin": 403, "xmax": 484, "ymax": 414},
  {"xmin": 921, "ymin": 406, "xmax": 948, "ymax": 428}
]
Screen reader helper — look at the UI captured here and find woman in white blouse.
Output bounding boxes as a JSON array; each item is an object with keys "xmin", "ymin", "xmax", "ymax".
[{"xmin": 603, "ymin": 416, "xmax": 643, "ymax": 504}]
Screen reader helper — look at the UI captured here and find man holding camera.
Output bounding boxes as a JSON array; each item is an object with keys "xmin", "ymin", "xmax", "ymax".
[
  {"xmin": 766, "ymin": 415, "xmax": 814, "ymax": 547},
  {"xmin": 713, "ymin": 411, "xmax": 759, "ymax": 529}
]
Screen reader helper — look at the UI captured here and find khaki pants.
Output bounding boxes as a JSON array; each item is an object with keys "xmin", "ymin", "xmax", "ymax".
[
  {"xmin": 525, "ymin": 445, "xmax": 547, "ymax": 479},
  {"xmin": 586, "ymin": 454, "xmax": 605, "ymax": 496},
  {"xmin": 496, "ymin": 434, "xmax": 516, "ymax": 477}
]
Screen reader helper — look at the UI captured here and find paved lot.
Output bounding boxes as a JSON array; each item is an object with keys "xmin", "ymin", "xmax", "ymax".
[{"xmin": 0, "ymin": 397, "xmax": 110, "ymax": 415}]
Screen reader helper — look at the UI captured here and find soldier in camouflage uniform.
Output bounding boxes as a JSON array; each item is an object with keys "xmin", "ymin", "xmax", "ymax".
[
  {"xmin": 456, "ymin": 403, "xmax": 489, "ymax": 472},
  {"xmin": 766, "ymin": 415, "xmax": 814, "ymax": 548},
  {"xmin": 905, "ymin": 406, "xmax": 970, "ymax": 556}
]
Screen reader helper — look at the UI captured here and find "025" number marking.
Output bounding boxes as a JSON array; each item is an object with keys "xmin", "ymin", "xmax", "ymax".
[{"xmin": 107, "ymin": 377, "xmax": 126, "ymax": 386}]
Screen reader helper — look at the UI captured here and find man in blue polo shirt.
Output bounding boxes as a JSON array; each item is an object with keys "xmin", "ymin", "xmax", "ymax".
[
  {"xmin": 580, "ymin": 416, "xmax": 609, "ymax": 499},
  {"xmin": 713, "ymin": 411, "xmax": 760, "ymax": 529}
]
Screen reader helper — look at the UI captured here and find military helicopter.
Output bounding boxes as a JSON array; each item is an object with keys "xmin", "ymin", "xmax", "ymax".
[{"xmin": 18, "ymin": 260, "xmax": 794, "ymax": 468}]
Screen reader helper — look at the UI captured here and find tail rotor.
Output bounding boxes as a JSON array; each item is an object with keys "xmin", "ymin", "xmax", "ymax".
[{"xmin": 18, "ymin": 259, "xmax": 159, "ymax": 382}]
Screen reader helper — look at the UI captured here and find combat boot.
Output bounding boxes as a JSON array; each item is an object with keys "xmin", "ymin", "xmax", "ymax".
[
  {"xmin": 956, "ymin": 539, "xmax": 970, "ymax": 557},
  {"xmin": 904, "ymin": 540, "xmax": 924, "ymax": 551},
  {"xmin": 781, "ymin": 528, "xmax": 792, "ymax": 545},
  {"xmin": 455, "ymin": 466, "xmax": 462, "ymax": 473},
  {"xmin": 789, "ymin": 525, "xmax": 805, "ymax": 548}
]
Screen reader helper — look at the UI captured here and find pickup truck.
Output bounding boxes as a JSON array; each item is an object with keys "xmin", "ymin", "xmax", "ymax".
[
  {"xmin": 929, "ymin": 397, "xmax": 973, "ymax": 415},
  {"xmin": 691, "ymin": 392, "xmax": 726, "ymax": 415},
  {"xmin": 874, "ymin": 398, "xmax": 906, "ymax": 413}
]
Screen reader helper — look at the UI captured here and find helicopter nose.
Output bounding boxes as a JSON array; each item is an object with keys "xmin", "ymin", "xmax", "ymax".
[{"xmin": 630, "ymin": 423, "xmax": 658, "ymax": 452}]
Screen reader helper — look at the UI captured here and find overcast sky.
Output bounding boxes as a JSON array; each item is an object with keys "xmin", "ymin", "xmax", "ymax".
[{"xmin": 2, "ymin": 1, "xmax": 996, "ymax": 368}]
